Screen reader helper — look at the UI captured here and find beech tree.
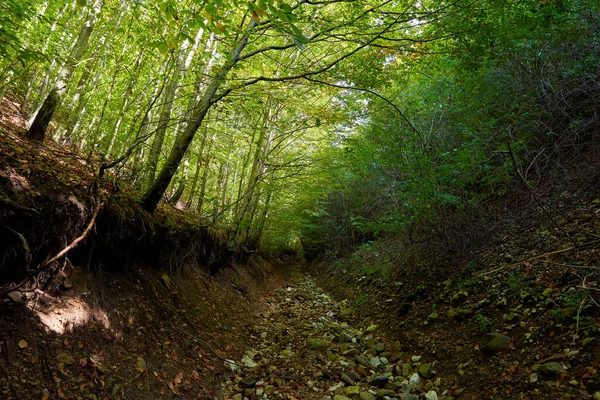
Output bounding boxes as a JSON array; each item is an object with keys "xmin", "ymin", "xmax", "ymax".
[{"xmin": 27, "ymin": 0, "xmax": 103, "ymax": 142}]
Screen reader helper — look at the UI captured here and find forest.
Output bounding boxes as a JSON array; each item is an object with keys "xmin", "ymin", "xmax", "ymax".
[{"xmin": 1, "ymin": 0, "xmax": 600, "ymax": 399}]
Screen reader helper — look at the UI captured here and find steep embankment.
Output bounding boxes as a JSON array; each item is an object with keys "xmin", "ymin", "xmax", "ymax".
[
  {"xmin": 0, "ymin": 96, "xmax": 293, "ymax": 399},
  {"xmin": 308, "ymin": 160, "xmax": 600, "ymax": 399}
]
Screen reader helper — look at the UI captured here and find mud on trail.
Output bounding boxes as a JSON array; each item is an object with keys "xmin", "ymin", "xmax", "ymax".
[{"xmin": 218, "ymin": 274, "xmax": 451, "ymax": 400}]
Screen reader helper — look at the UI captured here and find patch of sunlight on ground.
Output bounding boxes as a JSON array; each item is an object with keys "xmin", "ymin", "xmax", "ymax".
[{"xmin": 28, "ymin": 296, "xmax": 110, "ymax": 334}]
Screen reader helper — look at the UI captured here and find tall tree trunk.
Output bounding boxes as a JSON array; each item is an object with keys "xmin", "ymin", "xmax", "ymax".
[
  {"xmin": 145, "ymin": 28, "xmax": 203, "ymax": 189},
  {"xmin": 27, "ymin": 0, "xmax": 102, "ymax": 142},
  {"xmin": 196, "ymin": 133, "xmax": 216, "ymax": 214},
  {"xmin": 142, "ymin": 18, "xmax": 258, "ymax": 212},
  {"xmin": 185, "ymin": 125, "xmax": 210, "ymax": 207}
]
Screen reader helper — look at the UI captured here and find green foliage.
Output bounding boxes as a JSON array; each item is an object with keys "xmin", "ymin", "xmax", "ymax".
[
  {"xmin": 476, "ymin": 313, "xmax": 491, "ymax": 333},
  {"xmin": 505, "ymin": 273, "xmax": 534, "ymax": 293},
  {"xmin": 354, "ymin": 293, "xmax": 369, "ymax": 307},
  {"xmin": 3, "ymin": 0, "xmax": 599, "ymax": 254}
]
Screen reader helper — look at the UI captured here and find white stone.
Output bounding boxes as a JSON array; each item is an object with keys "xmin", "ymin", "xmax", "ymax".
[
  {"xmin": 425, "ymin": 391, "xmax": 438, "ymax": 400},
  {"xmin": 409, "ymin": 373, "xmax": 420, "ymax": 387}
]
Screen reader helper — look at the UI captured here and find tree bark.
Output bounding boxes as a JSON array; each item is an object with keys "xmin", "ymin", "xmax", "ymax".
[
  {"xmin": 141, "ymin": 18, "xmax": 257, "ymax": 212},
  {"xmin": 26, "ymin": 0, "xmax": 102, "ymax": 142}
]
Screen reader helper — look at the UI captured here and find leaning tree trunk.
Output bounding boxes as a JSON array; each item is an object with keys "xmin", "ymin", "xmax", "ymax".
[
  {"xmin": 27, "ymin": 0, "xmax": 102, "ymax": 142},
  {"xmin": 141, "ymin": 19, "xmax": 257, "ymax": 212}
]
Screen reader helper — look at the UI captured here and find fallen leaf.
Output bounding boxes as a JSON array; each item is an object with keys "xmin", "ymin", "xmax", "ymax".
[
  {"xmin": 18, "ymin": 340, "xmax": 28, "ymax": 349},
  {"xmin": 136, "ymin": 356, "xmax": 147, "ymax": 373},
  {"xmin": 174, "ymin": 372, "xmax": 183, "ymax": 384},
  {"xmin": 80, "ymin": 358, "xmax": 88, "ymax": 368}
]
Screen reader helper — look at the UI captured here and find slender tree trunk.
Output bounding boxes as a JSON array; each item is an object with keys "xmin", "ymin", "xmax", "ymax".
[
  {"xmin": 27, "ymin": 0, "xmax": 102, "ymax": 142},
  {"xmin": 196, "ymin": 133, "xmax": 216, "ymax": 214},
  {"xmin": 142, "ymin": 18, "xmax": 258, "ymax": 212},
  {"xmin": 185, "ymin": 125, "xmax": 209, "ymax": 207},
  {"xmin": 234, "ymin": 102, "xmax": 275, "ymax": 235},
  {"xmin": 145, "ymin": 28, "xmax": 203, "ymax": 189}
]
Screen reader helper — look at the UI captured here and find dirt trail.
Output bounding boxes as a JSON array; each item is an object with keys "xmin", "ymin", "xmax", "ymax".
[{"xmin": 218, "ymin": 274, "xmax": 449, "ymax": 400}]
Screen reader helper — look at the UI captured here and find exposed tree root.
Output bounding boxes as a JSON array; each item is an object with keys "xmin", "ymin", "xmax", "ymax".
[{"xmin": 0, "ymin": 199, "xmax": 101, "ymax": 298}]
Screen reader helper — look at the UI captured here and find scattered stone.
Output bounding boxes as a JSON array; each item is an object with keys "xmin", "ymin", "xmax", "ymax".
[
  {"xmin": 341, "ymin": 373, "xmax": 355, "ymax": 386},
  {"xmin": 308, "ymin": 339, "xmax": 329, "ymax": 351},
  {"xmin": 409, "ymin": 373, "xmax": 420, "ymax": 387},
  {"xmin": 530, "ymin": 373, "xmax": 538, "ymax": 383},
  {"xmin": 370, "ymin": 376, "xmax": 389, "ymax": 387},
  {"xmin": 481, "ymin": 332, "xmax": 511, "ymax": 354},
  {"xmin": 345, "ymin": 386, "xmax": 360, "ymax": 395},
  {"xmin": 411, "ymin": 355, "xmax": 421, "ymax": 362},
  {"xmin": 373, "ymin": 343, "xmax": 385, "ymax": 353},
  {"xmin": 370, "ymin": 357, "xmax": 383, "ymax": 369},
  {"xmin": 539, "ymin": 362, "xmax": 565, "ymax": 376},
  {"xmin": 425, "ymin": 390, "xmax": 438, "ymax": 400},
  {"xmin": 334, "ymin": 395, "xmax": 352, "ymax": 400},
  {"xmin": 241, "ymin": 354, "xmax": 257, "ymax": 368},
  {"xmin": 239, "ymin": 377, "xmax": 258, "ymax": 388},
  {"xmin": 375, "ymin": 389, "xmax": 395, "ymax": 398},
  {"xmin": 360, "ymin": 392, "xmax": 376, "ymax": 400}
]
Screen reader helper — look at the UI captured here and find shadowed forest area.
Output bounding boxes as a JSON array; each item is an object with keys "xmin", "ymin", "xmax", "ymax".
[{"xmin": 1, "ymin": 0, "xmax": 600, "ymax": 399}]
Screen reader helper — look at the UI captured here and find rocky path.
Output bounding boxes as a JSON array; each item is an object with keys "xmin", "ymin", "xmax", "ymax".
[{"xmin": 219, "ymin": 276, "xmax": 449, "ymax": 400}]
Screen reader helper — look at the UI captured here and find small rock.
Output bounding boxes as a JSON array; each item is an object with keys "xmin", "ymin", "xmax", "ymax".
[
  {"xmin": 373, "ymin": 343, "xmax": 385, "ymax": 353},
  {"xmin": 345, "ymin": 386, "xmax": 360, "ymax": 395},
  {"xmin": 539, "ymin": 362, "xmax": 565, "ymax": 376},
  {"xmin": 529, "ymin": 373, "xmax": 538, "ymax": 383},
  {"xmin": 341, "ymin": 373, "xmax": 355, "ymax": 386},
  {"xmin": 360, "ymin": 392, "xmax": 376, "ymax": 400},
  {"xmin": 425, "ymin": 391, "xmax": 438, "ymax": 400},
  {"xmin": 61, "ymin": 279, "xmax": 73, "ymax": 290},
  {"xmin": 370, "ymin": 376, "xmax": 389, "ymax": 387},
  {"xmin": 481, "ymin": 332, "xmax": 511, "ymax": 353},
  {"xmin": 409, "ymin": 373, "xmax": 420, "ymax": 387},
  {"xmin": 411, "ymin": 355, "xmax": 421, "ymax": 362},
  {"xmin": 370, "ymin": 357, "xmax": 383, "ymax": 369},
  {"xmin": 334, "ymin": 395, "xmax": 352, "ymax": 400},
  {"xmin": 241, "ymin": 354, "xmax": 257, "ymax": 368},
  {"xmin": 348, "ymin": 370, "xmax": 361, "ymax": 381},
  {"xmin": 264, "ymin": 385, "xmax": 276, "ymax": 395},
  {"xmin": 239, "ymin": 377, "xmax": 258, "ymax": 388},
  {"xmin": 375, "ymin": 389, "xmax": 395, "ymax": 398}
]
